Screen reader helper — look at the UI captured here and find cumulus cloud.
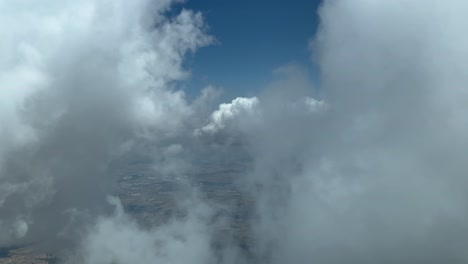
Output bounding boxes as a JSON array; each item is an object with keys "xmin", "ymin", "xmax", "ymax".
[
  {"xmin": 195, "ymin": 65, "xmax": 325, "ymax": 145},
  {"xmin": 0, "ymin": 0, "xmax": 214, "ymax": 255},
  {"xmin": 194, "ymin": 96, "xmax": 259, "ymax": 143},
  {"xmin": 233, "ymin": 1, "xmax": 468, "ymax": 264}
]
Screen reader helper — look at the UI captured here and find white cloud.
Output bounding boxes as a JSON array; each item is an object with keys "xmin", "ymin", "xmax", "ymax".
[
  {"xmin": 305, "ymin": 97, "xmax": 325, "ymax": 112},
  {"xmin": 195, "ymin": 96, "xmax": 259, "ymax": 138},
  {"xmin": 0, "ymin": 0, "xmax": 213, "ymax": 253},
  {"xmin": 194, "ymin": 65, "xmax": 325, "ymax": 144},
  {"xmin": 66, "ymin": 196, "xmax": 219, "ymax": 264},
  {"xmin": 239, "ymin": 1, "xmax": 468, "ymax": 263}
]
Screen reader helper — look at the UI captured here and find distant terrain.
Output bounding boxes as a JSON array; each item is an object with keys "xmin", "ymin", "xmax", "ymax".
[{"xmin": 0, "ymin": 159, "xmax": 252, "ymax": 264}]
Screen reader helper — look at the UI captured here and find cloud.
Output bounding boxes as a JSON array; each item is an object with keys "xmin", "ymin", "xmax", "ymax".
[
  {"xmin": 194, "ymin": 96, "xmax": 259, "ymax": 143},
  {"xmin": 65, "ymin": 196, "xmax": 221, "ymax": 264},
  {"xmin": 195, "ymin": 65, "xmax": 325, "ymax": 145},
  {"xmin": 3, "ymin": 0, "xmax": 468, "ymax": 263},
  {"xmin": 305, "ymin": 96, "xmax": 325, "ymax": 112},
  {"xmin": 233, "ymin": 1, "xmax": 468, "ymax": 263},
  {"xmin": 0, "ymin": 0, "xmax": 213, "ymax": 254}
]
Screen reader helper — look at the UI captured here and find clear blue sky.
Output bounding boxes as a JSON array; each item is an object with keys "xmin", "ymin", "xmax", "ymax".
[{"xmin": 178, "ymin": 0, "xmax": 323, "ymax": 99}]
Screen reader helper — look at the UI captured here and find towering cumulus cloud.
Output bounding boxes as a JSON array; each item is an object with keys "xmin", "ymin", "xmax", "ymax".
[{"xmin": 0, "ymin": 0, "xmax": 213, "ymax": 258}]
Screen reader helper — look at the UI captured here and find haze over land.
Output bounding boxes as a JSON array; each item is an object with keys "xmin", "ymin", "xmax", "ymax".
[{"xmin": 2, "ymin": 0, "xmax": 468, "ymax": 263}]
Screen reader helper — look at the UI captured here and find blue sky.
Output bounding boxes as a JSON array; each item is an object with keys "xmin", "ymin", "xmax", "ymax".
[{"xmin": 179, "ymin": 0, "xmax": 323, "ymax": 99}]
